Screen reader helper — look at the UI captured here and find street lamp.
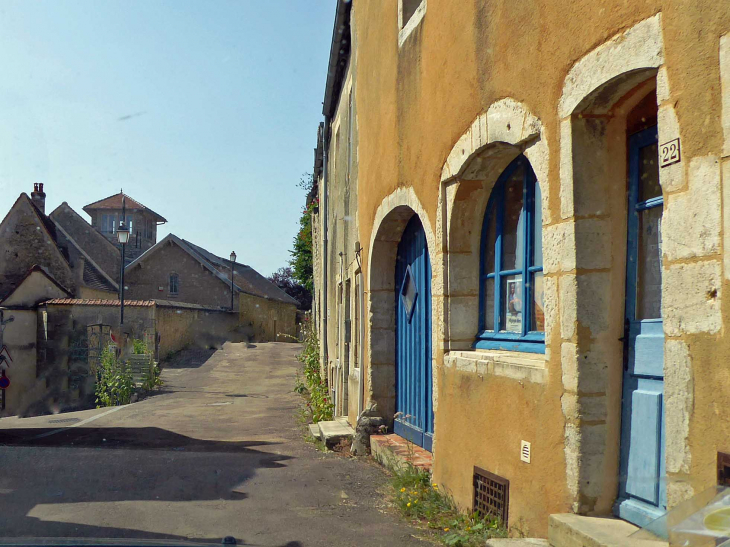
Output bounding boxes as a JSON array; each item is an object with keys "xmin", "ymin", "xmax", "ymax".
[
  {"xmin": 117, "ymin": 197, "xmax": 130, "ymax": 326},
  {"xmin": 230, "ymin": 251, "xmax": 236, "ymax": 311}
]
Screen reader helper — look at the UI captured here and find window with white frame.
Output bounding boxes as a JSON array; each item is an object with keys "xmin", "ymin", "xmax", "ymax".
[{"xmin": 477, "ymin": 155, "xmax": 544, "ymax": 353}]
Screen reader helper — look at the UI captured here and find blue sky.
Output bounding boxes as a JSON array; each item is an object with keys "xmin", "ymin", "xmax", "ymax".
[{"xmin": 0, "ymin": 0, "xmax": 333, "ymax": 276}]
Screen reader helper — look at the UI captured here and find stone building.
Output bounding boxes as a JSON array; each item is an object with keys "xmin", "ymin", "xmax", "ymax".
[
  {"xmin": 0, "ymin": 185, "xmax": 119, "ymax": 302},
  {"xmin": 311, "ymin": 0, "xmax": 730, "ymax": 540},
  {"xmin": 83, "ymin": 191, "xmax": 167, "ymax": 264},
  {"xmin": 310, "ymin": 0, "xmax": 363, "ymax": 421},
  {"xmin": 123, "ymin": 234, "xmax": 299, "ymax": 339}
]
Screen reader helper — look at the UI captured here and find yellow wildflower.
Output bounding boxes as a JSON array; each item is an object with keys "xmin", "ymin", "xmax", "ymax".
[
  {"xmin": 444, "ymin": 528, "xmax": 449, "ymax": 532},
  {"xmin": 432, "ymin": 483, "xmax": 439, "ymax": 489},
  {"xmin": 407, "ymin": 502, "xmax": 411, "ymax": 507},
  {"xmin": 400, "ymin": 487, "xmax": 406, "ymax": 492},
  {"xmin": 466, "ymin": 527, "xmax": 471, "ymax": 531},
  {"xmin": 413, "ymin": 499, "xmax": 418, "ymax": 504}
]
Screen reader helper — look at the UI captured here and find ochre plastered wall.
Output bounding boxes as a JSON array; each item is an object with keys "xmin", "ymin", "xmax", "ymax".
[{"xmin": 352, "ymin": 0, "xmax": 730, "ymax": 537}]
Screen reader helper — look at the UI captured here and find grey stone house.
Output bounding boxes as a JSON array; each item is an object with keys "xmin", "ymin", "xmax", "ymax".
[{"xmin": 0, "ymin": 184, "xmax": 118, "ymax": 302}]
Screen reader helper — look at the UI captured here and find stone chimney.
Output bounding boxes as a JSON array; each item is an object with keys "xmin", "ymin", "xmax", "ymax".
[{"xmin": 31, "ymin": 183, "xmax": 46, "ymax": 214}]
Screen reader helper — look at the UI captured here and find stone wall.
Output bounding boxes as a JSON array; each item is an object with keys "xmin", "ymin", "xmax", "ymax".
[
  {"xmin": 156, "ymin": 304, "xmax": 239, "ymax": 358},
  {"xmin": 238, "ymin": 293, "xmax": 297, "ymax": 342}
]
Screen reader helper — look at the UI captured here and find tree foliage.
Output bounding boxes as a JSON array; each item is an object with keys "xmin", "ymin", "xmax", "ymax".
[
  {"xmin": 289, "ymin": 173, "xmax": 315, "ymax": 295},
  {"xmin": 268, "ymin": 266, "xmax": 312, "ymax": 310}
]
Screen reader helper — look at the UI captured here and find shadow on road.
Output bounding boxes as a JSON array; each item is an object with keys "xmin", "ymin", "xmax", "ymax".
[
  {"xmin": 162, "ymin": 348, "xmax": 217, "ymax": 369},
  {"xmin": 0, "ymin": 427, "xmax": 297, "ymax": 544},
  {"xmin": 1, "ymin": 427, "xmax": 287, "ymax": 456}
]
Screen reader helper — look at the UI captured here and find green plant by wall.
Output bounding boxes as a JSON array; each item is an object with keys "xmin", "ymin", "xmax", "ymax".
[
  {"xmin": 141, "ymin": 362, "xmax": 163, "ymax": 391},
  {"xmin": 95, "ymin": 345, "xmax": 135, "ymax": 407},
  {"xmin": 132, "ymin": 339, "xmax": 148, "ymax": 355},
  {"xmin": 297, "ymin": 318, "xmax": 333, "ymax": 423},
  {"xmin": 391, "ymin": 464, "xmax": 507, "ymax": 546}
]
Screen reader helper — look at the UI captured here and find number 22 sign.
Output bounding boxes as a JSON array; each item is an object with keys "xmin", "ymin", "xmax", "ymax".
[{"xmin": 659, "ymin": 138, "xmax": 681, "ymax": 168}]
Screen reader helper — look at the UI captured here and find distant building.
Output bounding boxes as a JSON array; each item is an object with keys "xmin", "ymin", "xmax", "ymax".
[
  {"xmin": 83, "ymin": 192, "xmax": 167, "ymax": 264},
  {"xmin": 124, "ymin": 234, "xmax": 299, "ymax": 340},
  {"xmin": 0, "ymin": 184, "xmax": 118, "ymax": 302}
]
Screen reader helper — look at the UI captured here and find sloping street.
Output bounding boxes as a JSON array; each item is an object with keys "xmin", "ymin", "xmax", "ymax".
[{"xmin": 0, "ymin": 343, "xmax": 422, "ymax": 547}]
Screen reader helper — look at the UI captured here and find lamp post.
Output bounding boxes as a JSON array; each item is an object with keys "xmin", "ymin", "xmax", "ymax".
[
  {"xmin": 117, "ymin": 198, "xmax": 130, "ymax": 326},
  {"xmin": 230, "ymin": 251, "xmax": 236, "ymax": 311}
]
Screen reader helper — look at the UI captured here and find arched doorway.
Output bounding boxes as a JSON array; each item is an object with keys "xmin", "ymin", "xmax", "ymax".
[{"xmin": 394, "ymin": 215, "xmax": 433, "ymax": 451}]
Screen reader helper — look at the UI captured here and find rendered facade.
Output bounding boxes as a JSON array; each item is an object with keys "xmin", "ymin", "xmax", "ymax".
[{"xmin": 312, "ymin": 0, "xmax": 730, "ymax": 538}]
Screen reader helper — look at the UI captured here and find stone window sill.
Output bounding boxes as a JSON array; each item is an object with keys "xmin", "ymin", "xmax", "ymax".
[{"xmin": 443, "ymin": 349, "xmax": 547, "ymax": 384}]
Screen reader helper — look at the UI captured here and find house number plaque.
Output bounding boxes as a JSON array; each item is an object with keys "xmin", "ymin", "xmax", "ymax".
[{"xmin": 659, "ymin": 138, "xmax": 681, "ymax": 168}]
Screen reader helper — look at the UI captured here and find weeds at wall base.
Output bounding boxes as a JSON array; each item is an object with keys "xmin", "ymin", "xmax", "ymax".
[
  {"xmin": 295, "ymin": 320, "xmax": 334, "ymax": 423},
  {"xmin": 390, "ymin": 462, "xmax": 507, "ymax": 547}
]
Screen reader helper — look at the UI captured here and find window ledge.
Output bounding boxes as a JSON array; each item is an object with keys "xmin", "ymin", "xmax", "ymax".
[
  {"xmin": 398, "ymin": 0, "xmax": 426, "ymax": 48},
  {"xmin": 443, "ymin": 349, "xmax": 547, "ymax": 384}
]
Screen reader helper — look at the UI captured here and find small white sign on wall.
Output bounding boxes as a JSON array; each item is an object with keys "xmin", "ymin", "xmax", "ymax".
[{"xmin": 659, "ymin": 138, "xmax": 681, "ymax": 168}]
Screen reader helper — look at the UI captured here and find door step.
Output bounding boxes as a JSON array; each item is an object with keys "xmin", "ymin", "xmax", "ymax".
[
  {"xmin": 370, "ymin": 434, "xmax": 432, "ymax": 473},
  {"xmin": 548, "ymin": 514, "xmax": 667, "ymax": 547},
  {"xmin": 307, "ymin": 423, "xmax": 321, "ymax": 440},
  {"xmin": 316, "ymin": 419, "xmax": 354, "ymax": 449}
]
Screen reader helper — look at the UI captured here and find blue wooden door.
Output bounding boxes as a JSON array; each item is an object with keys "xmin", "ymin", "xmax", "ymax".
[
  {"xmin": 395, "ymin": 215, "xmax": 434, "ymax": 451},
  {"xmin": 615, "ymin": 126, "xmax": 667, "ymax": 527}
]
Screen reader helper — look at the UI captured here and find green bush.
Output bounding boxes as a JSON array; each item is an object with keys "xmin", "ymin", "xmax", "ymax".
[
  {"xmin": 296, "ymin": 319, "xmax": 333, "ymax": 423},
  {"xmin": 132, "ymin": 339, "xmax": 147, "ymax": 354},
  {"xmin": 95, "ymin": 345, "xmax": 135, "ymax": 407},
  {"xmin": 141, "ymin": 362, "xmax": 163, "ymax": 391},
  {"xmin": 391, "ymin": 463, "xmax": 507, "ymax": 546}
]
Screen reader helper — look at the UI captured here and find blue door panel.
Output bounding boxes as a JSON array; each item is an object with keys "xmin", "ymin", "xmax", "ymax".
[
  {"xmin": 625, "ymin": 388, "xmax": 663, "ymax": 504},
  {"xmin": 615, "ymin": 126, "xmax": 666, "ymax": 527},
  {"xmin": 395, "ymin": 215, "xmax": 433, "ymax": 451}
]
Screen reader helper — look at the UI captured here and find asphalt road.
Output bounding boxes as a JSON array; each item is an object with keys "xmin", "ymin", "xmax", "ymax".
[{"xmin": 0, "ymin": 342, "xmax": 424, "ymax": 547}]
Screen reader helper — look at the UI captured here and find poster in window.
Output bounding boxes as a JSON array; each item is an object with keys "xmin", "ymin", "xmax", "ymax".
[{"xmin": 505, "ymin": 277, "xmax": 522, "ymax": 332}]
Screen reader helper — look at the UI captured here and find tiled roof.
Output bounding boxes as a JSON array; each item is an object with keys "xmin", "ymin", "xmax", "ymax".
[
  {"xmin": 83, "ymin": 192, "xmax": 167, "ymax": 222},
  {"xmin": 126, "ymin": 234, "xmax": 299, "ymax": 307},
  {"xmin": 181, "ymin": 239, "xmax": 299, "ymax": 306},
  {"xmin": 44, "ymin": 298, "xmax": 155, "ymax": 307}
]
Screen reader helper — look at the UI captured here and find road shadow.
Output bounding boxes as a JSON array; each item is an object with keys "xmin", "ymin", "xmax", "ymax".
[
  {"xmin": 1, "ymin": 426, "xmax": 286, "ymax": 456},
  {"xmin": 0, "ymin": 426, "xmax": 297, "ymax": 543},
  {"xmin": 162, "ymin": 348, "xmax": 217, "ymax": 370}
]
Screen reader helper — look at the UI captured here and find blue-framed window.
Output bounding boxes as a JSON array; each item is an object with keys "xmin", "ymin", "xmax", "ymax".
[{"xmin": 477, "ymin": 155, "xmax": 545, "ymax": 354}]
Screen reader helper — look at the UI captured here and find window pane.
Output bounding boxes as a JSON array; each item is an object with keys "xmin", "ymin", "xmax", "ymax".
[
  {"xmin": 636, "ymin": 206, "xmax": 662, "ymax": 319},
  {"xmin": 638, "ymin": 143, "xmax": 661, "ymax": 202},
  {"xmin": 533, "ymin": 180, "xmax": 543, "ymax": 267},
  {"xmin": 501, "ymin": 274, "xmax": 523, "ymax": 333},
  {"xmin": 483, "ymin": 277, "xmax": 495, "ymax": 330},
  {"xmin": 483, "ymin": 200, "xmax": 497, "ymax": 274},
  {"xmin": 501, "ymin": 166, "xmax": 525, "ymax": 271},
  {"xmin": 531, "ymin": 271, "xmax": 545, "ymax": 332}
]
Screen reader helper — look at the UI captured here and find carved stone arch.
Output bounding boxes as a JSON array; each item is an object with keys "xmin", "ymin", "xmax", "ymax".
[
  {"xmin": 367, "ymin": 187, "xmax": 438, "ymax": 426},
  {"xmin": 436, "ymin": 99, "xmax": 549, "ymax": 352},
  {"xmin": 555, "ymin": 13, "xmax": 679, "ymax": 517}
]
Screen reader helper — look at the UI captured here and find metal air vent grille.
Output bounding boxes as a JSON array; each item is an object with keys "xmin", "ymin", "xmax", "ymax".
[{"xmin": 473, "ymin": 466, "xmax": 509, "ymax": 525}]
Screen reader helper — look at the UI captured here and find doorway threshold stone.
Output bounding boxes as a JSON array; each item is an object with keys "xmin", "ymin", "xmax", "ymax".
[
  {"xmin": 370, "ymin": 434, "xmax": 432, "ymax": 473},
  {"xmin": 548, "ymin": 514, "xmax": 668, "ymax": 547}
]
